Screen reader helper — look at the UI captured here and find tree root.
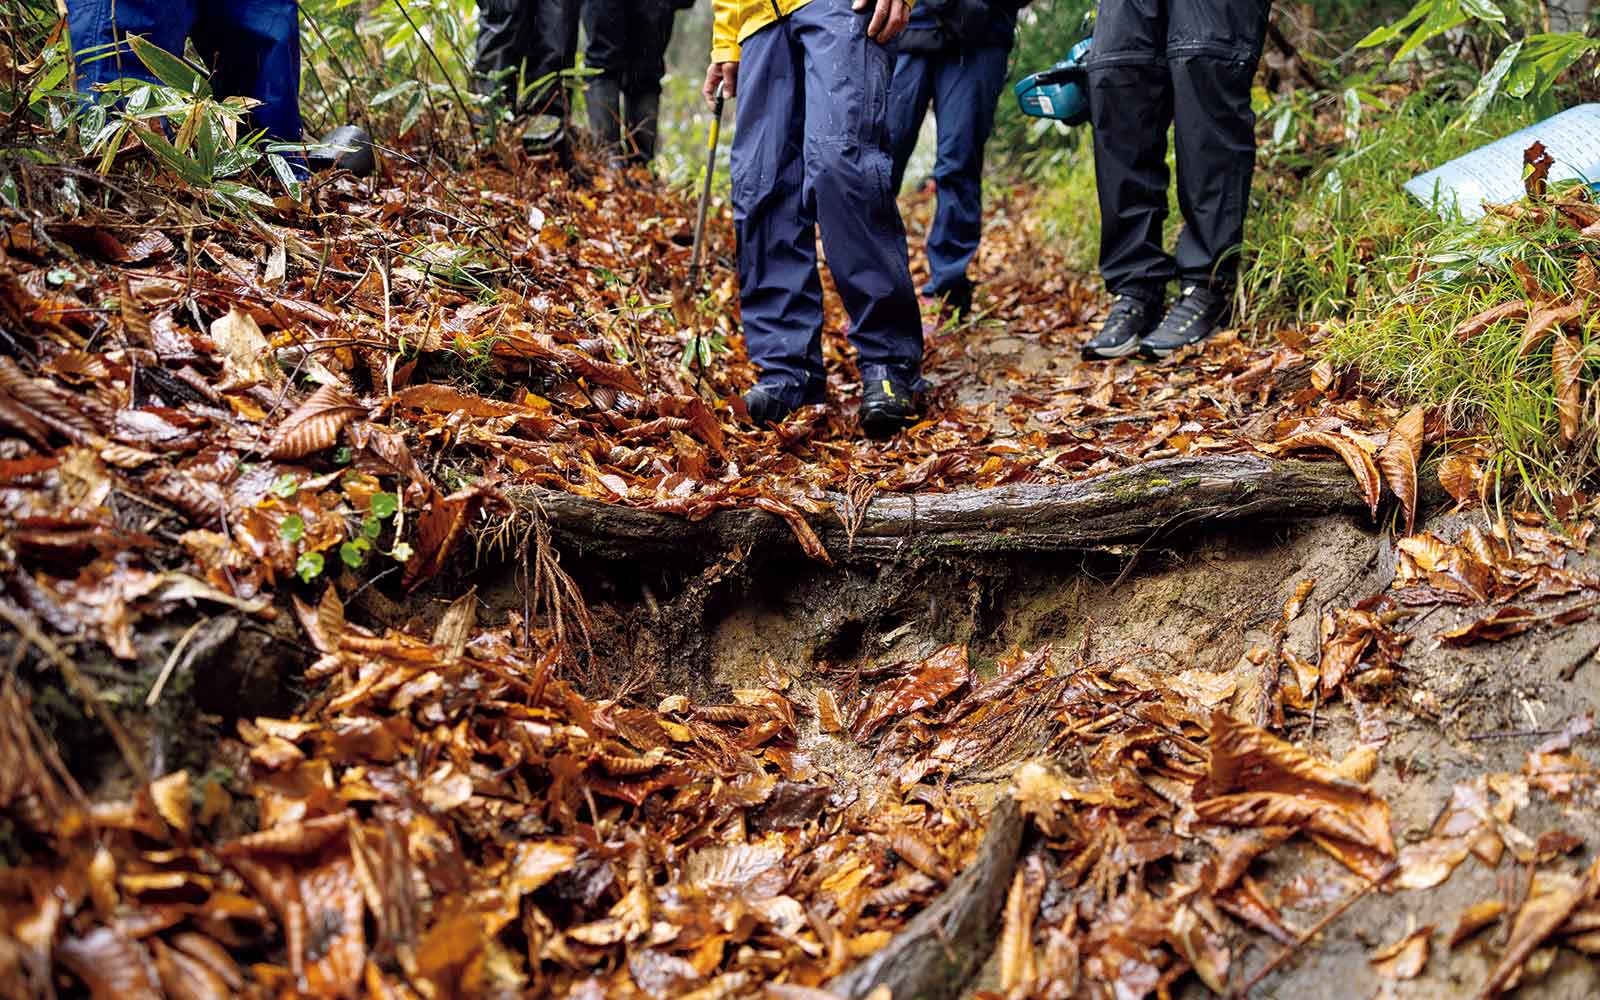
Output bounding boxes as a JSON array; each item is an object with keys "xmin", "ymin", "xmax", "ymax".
[
  {"xmin": 515, "ymin": 455, "xmax": 1370, "ymax": 565},
  {"xmin": 825, "ymin": 795, "xmax": 1027, "ymax": 1000}
]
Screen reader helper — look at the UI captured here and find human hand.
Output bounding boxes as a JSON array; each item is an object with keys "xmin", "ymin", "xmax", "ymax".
[
  {"xmin": 703, "ymin": 61, "xmax": 738, "ymax": 107},
  {"xmin": 853, "ymin": 0, "xmax": 909, "ymax": 43}
]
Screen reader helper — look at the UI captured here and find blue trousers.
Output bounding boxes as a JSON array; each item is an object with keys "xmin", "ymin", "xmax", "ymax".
[
  {"xmin": 731, "ymin": 0, "xmax": 923, "ymax": 399},
  {"xmin": 66, "ymin": 0, "xmax": 304, "ymax": 142},
  {"xmin": 888, "ymin": 43, "xmax": 1011, "ymax": 300}
]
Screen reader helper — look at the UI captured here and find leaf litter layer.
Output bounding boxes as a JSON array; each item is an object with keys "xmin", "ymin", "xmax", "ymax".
[{"xmin": 0, "ymin": 130, "xmax": 1598, "ymax": 998}]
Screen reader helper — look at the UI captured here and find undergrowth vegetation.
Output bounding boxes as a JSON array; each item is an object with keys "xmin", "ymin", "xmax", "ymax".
[{"xmin": 1017, "ymin": 0, "xmax": 1600, "ymax": 497}]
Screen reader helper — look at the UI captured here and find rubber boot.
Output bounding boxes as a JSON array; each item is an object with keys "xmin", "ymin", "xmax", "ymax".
[
  {"xmin": 624, "ymin": 89, "xmax": 660, "ymax": 167},
  {"xmin": 586, "ymin": 76, "xmax": 625, "ymax": 167},
  {"xmin": 307, "ymin": 124, "xmax": 375, "ymax": 177}
]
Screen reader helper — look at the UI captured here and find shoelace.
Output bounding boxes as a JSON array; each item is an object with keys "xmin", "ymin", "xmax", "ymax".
[
  {"xmin": 1103, "ymin": 295, "xmax": 1152, "ymax": 330},
  {"xmin": 1167, "ymin": 285, "xmax": 1218, "ymax": 323}
]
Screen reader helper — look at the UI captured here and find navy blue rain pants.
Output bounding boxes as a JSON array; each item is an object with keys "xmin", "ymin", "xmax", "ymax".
[
  {"xmin": 731, "ymin": 0, "xmax": 923, "ymax": 402},
  {"xmin": 1087, "ymin": 0, "xmax": 1270, "ymax": 298},
  {"xmin": 887, "ymin": 42, "xmax": 1011, "ymax": 302},
  {"xmin": 66, "ymin": 0, "xmax": 304, "ymax": 143}
]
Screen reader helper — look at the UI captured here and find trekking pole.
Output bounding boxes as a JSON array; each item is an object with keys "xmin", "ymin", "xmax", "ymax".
[{"xmin": 687, "ymin": 80, "xmax": 726, "ymax": 292}]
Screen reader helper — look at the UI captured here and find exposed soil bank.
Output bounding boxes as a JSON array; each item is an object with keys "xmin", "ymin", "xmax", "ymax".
[{"xmin": 481, "ymin": 497, "xmax": 1600, "ymax": 997}]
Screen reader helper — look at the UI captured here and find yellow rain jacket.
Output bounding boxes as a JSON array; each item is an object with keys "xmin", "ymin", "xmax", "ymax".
[{"xmin": 711, "ymin": 0, "xmax": 813, "ymax": 63}]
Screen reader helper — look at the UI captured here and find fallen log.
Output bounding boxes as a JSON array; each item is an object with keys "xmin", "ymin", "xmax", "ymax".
[
  {"xmin": 513, "ymin": 455, "xmax": 1369, "ymax": 563},
  {"xmin": 825, "ymin": 795, "xmax": 1026, "ymax": 1000}
]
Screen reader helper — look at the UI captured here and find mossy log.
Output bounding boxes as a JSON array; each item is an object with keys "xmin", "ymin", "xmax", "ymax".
[
  {"xmin": 825, "ymin": 796, "xmax": 1026, "ymax": 1000},
  {"xmin": 515, "ymin": 455, "xmax": 1369, "ymax": 563}
]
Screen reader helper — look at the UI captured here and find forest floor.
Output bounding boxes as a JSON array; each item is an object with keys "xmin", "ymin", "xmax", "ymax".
[{"xmin": 1, "ymin": 139, "xmax": 1599, "ymax": 1000}]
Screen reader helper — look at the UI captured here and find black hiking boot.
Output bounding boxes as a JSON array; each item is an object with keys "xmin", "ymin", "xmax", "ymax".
[
  {"xmin": 859, "ymin": 365, "xmax": 923, "ymax": 439},
  {"xmin": 743, "ymin": 380, "xmax": 823, "ymax": 428},
  {"xmin": 306, "ymin": 124, "xmax": 375, "ymax": 177},
  {"xmin": 1082, "ymin": 293, "xmax": 1162, "ymax": 361},
  {"xmin": 1139, "ymin": 284, "xmax": 1232, "ymax": 360}
]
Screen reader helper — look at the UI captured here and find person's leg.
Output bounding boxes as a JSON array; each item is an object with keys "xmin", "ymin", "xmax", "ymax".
[
  {"xmin": 472, "ymin": 0, "xmax": 538, "ymax": 107},
  {"xmin": 65, "ymin": 0, "xmax": 197, "ymax": 96},
  {"xmin": 581, "ymin": 0, "xmax": 626, "ymax": 156},
  {"xmin": 792, "ymin": 0, "xmax": 922, "ymax": 384},
  {"xmin": 526, "ymin": 0, "xmax": 579, "ymax": 120},
  {"xmin": 620, "ymin": 1, "xmax": 674, "ymax": 164},
  {"xmin": 731, "ymin": 18, "xmax": 828, "ymax": 405},
  {"xmin": 1168, "ymin": 0, "xmax": 1270, "ymax": 291},
  {"xmin": 923, "ymin": 43, "xmax": 1009, "ymax": 305},
  {"xmin": 193, "ymin": 0, "xmax": 303, "ymax": 142},
  {"xmin": 1085, "ymin": 0, "xmax": 1174, "ymax": 301},
  {"xmin": 886, "ymin": 50, "xmax": 934, "ymax": 193}
]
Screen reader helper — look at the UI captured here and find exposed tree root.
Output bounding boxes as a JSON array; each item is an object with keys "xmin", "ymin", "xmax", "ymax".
[
  {"xmin": 825, "ymin": 795, "xmax": 1027, "ymax": 1000},
  {"xmin": 516, "ymin": 455, "xmax": 1370, "ymax": 564}
]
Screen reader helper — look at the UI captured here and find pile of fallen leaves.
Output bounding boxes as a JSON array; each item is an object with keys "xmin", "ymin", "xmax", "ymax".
[{"xmin": 0, "ymin": 584, "xmax": 988, "ymax": 997}]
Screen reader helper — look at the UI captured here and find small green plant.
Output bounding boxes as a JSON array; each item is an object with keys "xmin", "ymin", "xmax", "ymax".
[
  {"xmin": 289, "ymin": 487, "xmax": 406, "ymax": 582},
  {"xmin": 67, "ymin": 36, "xmax": 303, "ymax": 208}
]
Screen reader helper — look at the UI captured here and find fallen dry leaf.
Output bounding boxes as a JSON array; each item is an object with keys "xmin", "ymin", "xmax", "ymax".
[
  {"xmin": 1371, "ymin": 924, "xmax": 1433, "ymax": 980},
  {"xmin": 1277, "ymin": 431, "xmax": 1381, "ymax": 518}
]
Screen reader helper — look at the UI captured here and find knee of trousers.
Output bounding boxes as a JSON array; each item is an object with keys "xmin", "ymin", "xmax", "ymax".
[
  {"xmin": 1167, "ymin": 55, "xmax": 1257, "ymax": 119},
  {"xmin": 805, "ymin": 143, "xmax": 895, "ymax": 215},
  {"xmin": 1085, "ymin": 58, "xmax": 1168, "ymax": 98}
]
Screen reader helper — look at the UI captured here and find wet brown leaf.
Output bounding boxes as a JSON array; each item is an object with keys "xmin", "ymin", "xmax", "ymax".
[
  {"xmin": 1525, "ymin": 141, "xmax": 1554, "ymax": 199},
  {"xmin": 851, "ymin": 644, "xmax": 972, "ymax": 741},
  {"xmin": 1195, "ymin": 712, "xmax": 1395, "ymax": 857},
  {"xmin": 1437, "ymin": 606, "xmax": 1537, "ymax": 646},
  {"xmin": 1438, "ymin": 454, "xmax": 1485, "ymax": 507},
  {"xmin": 1552, "ymin": 333, "xmax": 1582, "ymax": 446},
  {"xmin": 1519, "ymin": 299, "xmax": 1581, "ymax": 357},
  {"xmin": 817, "ymin": 688, "xmax": 843, "ymax": 734},
  {"xmin": 998, "ymin": 863, "xmax": 1039, "ymax": 992},
  {"xmin": 1479, "ymin": 861, "xmax": 1600, "ymax": 998},
  {"xmin": 1282, "ymin": 578, "xmax": 1316, "ymax": 625},
  {"xmin": 267, "ymin": 384, "xmax": 367, "ymax": 460},
  {"xmin": 1450, "ymin": 900, "xmax": 1506, "ymax": 949},
  {"xmin": 1378, "ymin": 405, "xmax": 1424, "ymax": 534},
  {"xmin": 1453, "ymin": 300, "xmax": 1529, "ymax": 341}
]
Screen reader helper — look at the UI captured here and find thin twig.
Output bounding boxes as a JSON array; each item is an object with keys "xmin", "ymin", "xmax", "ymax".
[
  {"xmin": 1235, "ymin": 862, "xmax": 1398, "ymax": 997},
  {"xmin": 145, "ymin": 619, "xmax": 204, "ymax": 706}
]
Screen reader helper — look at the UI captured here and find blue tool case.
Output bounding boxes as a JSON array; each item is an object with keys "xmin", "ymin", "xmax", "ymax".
[{"xmin": 1014, "ymin": 37, "xmax": 1092, "ymax": 127}]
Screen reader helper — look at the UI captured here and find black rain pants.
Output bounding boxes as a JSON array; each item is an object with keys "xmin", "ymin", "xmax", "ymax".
[
  {"xmin": 473, "ymin": 0, "xmax": 580, "ymax": 119},
  {"xmin": 581, "ymin": 0, "xmax": 678, "ymax": 163},
  {"xmin": 1087, "ymin": 0, "xmax": 1270, "ymax": 298}
]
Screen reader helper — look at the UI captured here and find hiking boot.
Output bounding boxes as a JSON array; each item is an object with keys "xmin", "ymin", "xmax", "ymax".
[
  {"xmin": 1139, "ymin": 284, "xmax": 1232, "ymax": 360},
  {"xmin": 859, "ymin": 365, "xmax": 923, "ymax": 439},
  {"xmin": 743, "ymin": 380, "xmax": 823, "ymax": 427},
  {"xmin": 1082, "ymin": 293, "xmax": 1162, "ymax": 360}
]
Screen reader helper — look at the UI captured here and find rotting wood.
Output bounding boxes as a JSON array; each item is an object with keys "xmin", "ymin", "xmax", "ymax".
[
  {"xmin": 824, "ymin": 795, "xmax": 1027, "ymax": 1000},
  {"xmin": 515, "ymin": 455, "xmax": 1371, "ymax": 563}
]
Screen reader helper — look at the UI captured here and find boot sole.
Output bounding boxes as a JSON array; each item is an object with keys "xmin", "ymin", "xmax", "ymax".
[
  {"xmin": 861, "ymin": 408, "xmax": 916, "ymax": 440},
  {"xmin": 1138, "ymin": 331, "xmax": 1217, "ymax": 361},
  {"xmin": 1081, "ymin": 335, "xmax": 1143, "ymax": 361}
]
